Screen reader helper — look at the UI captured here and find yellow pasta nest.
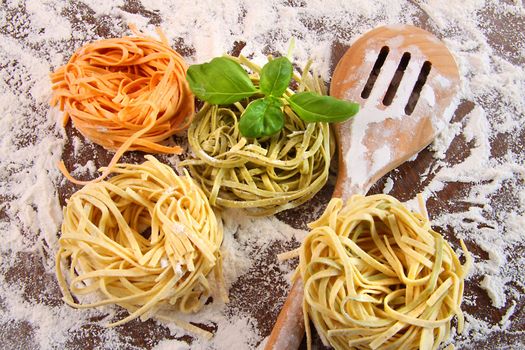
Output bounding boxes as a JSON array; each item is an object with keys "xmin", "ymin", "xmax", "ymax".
[
  {"xmin": 298, "ymin": 194, "xmax": 470, "ymax": 350},
  {"xmin": 181, "ymin": 56, "xmax": 334, "ymax": 216},
  {"xmin": 56, "ymin": 156, "xmax": 224, "ymax": 331}
]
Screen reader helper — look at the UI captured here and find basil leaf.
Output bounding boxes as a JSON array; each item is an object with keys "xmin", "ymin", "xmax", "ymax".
[
  {"xmin": 259, "ymin": 57, "xmax": 293, "ymax": 97},
  {"xmin": 288, "ymin": 92, "xmax": 360, "ymax": 123},
  {"xmin": 186, "ymin": 57, "xmax": 258, "ymax": 105},
  {"xmin": 239, "ymin": 97, "xmax": 284, "ymax": 138}
]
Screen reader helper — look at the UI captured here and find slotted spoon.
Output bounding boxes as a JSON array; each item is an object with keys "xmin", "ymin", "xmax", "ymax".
[{"xmin": 265, "ymin": 24, "xmax": 460, "ymax": 350}]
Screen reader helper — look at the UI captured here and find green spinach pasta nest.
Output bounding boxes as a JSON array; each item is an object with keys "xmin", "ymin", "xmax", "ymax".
[{"xmin": 181, "ymin": 56, "xmax": 335, "ymax": 215}]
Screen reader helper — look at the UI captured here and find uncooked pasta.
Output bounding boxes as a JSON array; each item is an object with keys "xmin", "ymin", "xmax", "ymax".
[
  {"xmin": 181, "ymin": 55, "xmax": 334, "ymax": 216},
  {"xmin": 297, "ymin": 194, "xmax": 471, "ymax": 350},
  {"xmin": 55, "ymin": 156, "xmax": 224, "ymax": 335},
  {"xmin": 50, "ymin": 25, "xmax": 194, "ymax": 185}
]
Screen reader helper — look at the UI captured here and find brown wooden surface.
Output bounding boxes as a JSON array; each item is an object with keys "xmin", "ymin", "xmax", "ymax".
[{"xmin": 1, "ymin": 1, "xmax": 524, "ymax": 349}]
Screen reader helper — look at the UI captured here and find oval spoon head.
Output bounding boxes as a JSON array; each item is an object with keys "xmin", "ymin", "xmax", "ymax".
[{"xmin": 331, "ymin": 24, "xmax": 460, "ymax": 199}]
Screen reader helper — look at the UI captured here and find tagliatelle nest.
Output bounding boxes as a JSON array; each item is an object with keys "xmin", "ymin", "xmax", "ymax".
[
  {"xmin": 56, "ymin": 156, "xmax": 224, "ymax": 336},
  {"xmin": 298, "ymin": 194, "xmax": 471, "ymax": 350},
  {"xmin": 50, "ymin": 26, "xmax": 194, "ymax": 184},
  {"xmin": 181, "ymin": 55, "xmax": 335, "ymax": 216}
]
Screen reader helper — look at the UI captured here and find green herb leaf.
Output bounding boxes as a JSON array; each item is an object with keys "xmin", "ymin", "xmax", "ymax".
[
  {"xmin": 288, "ymin": 92, "xmax": 360, "ymax": 123},
  {"xmin": 239, "ymin": 97, "xmax": 284, "ymax": 138},
  {"xmin": 259, "ymin": 57, "xmax": 293, "ymax": 97},
  {"xmin": 186, "ymin": 57, "xmax": 258, "ymax": 105}
]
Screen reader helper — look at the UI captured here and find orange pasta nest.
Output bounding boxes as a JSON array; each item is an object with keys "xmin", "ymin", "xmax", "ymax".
[{"xmin": 50, "ymin": 26, "xmax": 194, "ymax": 184}]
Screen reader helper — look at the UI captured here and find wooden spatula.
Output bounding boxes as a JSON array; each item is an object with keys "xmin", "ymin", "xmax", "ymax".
[{"xmin": 265, "ymin": 24, "xmax": 460, "ymax": 350}]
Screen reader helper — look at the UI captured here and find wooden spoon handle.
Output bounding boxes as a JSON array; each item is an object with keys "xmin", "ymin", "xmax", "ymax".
[
  {"xmin": 264, "ymin": 279, "xmax": 305, "ymax": 350},
  {"xmin": 265, "ymin": 143, "xmax": 362, "ymax": 350},
  {"xmin": 266, "ymin": 173, "xmax": 362, "ymax": 350}
]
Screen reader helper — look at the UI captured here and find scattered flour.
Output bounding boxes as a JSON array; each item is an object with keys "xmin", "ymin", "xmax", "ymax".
[
  {"xmin": 480, "ymin": 275, "xmax": 507, "ymax": 309},
  {"xmin": 1, "ymin": 0, "xmax": 524, "ymax": 349},
  {"xmin": 382, "ymin": 177, "xmax": 394, "ymax": 194},
  {"xmin": 71, "ymin": 160, "xmax": 97, "ymax": 177}
]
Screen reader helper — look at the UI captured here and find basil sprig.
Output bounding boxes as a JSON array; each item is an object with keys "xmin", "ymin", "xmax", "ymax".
[{"xmin": 186, "ymin": 56, "xmax": 359, "ymax": 138}]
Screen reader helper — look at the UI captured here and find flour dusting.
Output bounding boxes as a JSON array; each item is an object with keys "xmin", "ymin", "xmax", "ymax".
[{"xmin": 1, "ymin": 0, "xmax": 524, "ymax": 349}]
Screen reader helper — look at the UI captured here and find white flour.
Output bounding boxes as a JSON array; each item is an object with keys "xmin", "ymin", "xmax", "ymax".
[{"xmin": 0, "ymin": 0, "xmax": 524, "ymax": 349}]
